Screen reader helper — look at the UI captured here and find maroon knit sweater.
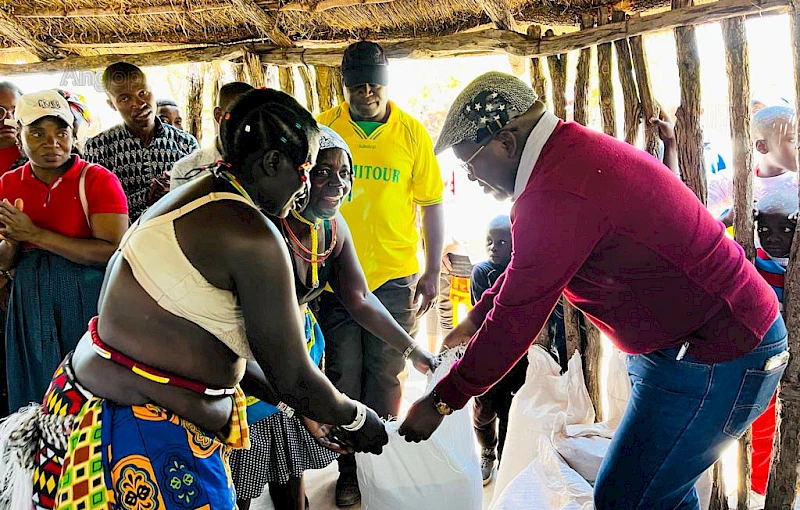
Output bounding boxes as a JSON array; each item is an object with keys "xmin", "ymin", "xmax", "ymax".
[{"xmin": 436, "ymin": 121, "xmax": 779, "ymax": 409}]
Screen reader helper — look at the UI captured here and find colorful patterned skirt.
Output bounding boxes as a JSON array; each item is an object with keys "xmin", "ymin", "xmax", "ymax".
[{"xmin": 1, "ymin": 351, "xmax": 249, "ymax": 510}]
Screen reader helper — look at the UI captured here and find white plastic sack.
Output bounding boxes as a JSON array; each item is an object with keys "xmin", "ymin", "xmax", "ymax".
[
  {"xmin": 356, "ymin": 347, "xmax": 482, "ymax": 510},
  {"xmin": 493, "ymin": 347, "xmax": 595, "ymax": 499},
  {"xmin": 550, "ymin": 414, "xmax": 613, "ymax": 484},
  {"xmin": 491, "ymin": 437, "xmax": 594, "ymax": 510}
]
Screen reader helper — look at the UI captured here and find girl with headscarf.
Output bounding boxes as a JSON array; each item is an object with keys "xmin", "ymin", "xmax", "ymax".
[{"xmin": 231, "ymin": 125, "xmax": 437, "ymax": 510}]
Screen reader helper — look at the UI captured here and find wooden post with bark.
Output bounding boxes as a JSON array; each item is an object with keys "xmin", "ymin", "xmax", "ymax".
[
  {"xmin": 332, "ymin": 66, "xmax": 346, "ymax": 105},
  {"xmin": 233, "ymin": 63, "xmax": 247, "ymax": 84},
  {"xmin": 186, "ymin": 62, "xmax": 205, "ymax": 145},
  {"xmin": 315, "ymin": 65, "xmax": 335, "ymax": 112},
  {"xmin": 629, "ymin": 34, "xmax": 660, "ymax": 157},
  {"xmin": 298, "ymin": 65, "xmax": 318, "ymax": 114},
  {"xmin": 709, "ymin": 461, "xmax": 729, "ymax": 510},
  {"xmin": 527, "ymin": 25, "xmax": 549, "ymax": 108},
  {"xmin": 546, "ymin": 29, "xmax": 568, "ymax": 120},
  {"xmin": 278, "ymin": 66, "xmax": 295, "ymax": 98},
  {"xmin": 573, "ymin": 14, "xmax": 593, "ymax": 126},
  {"xmin": 723, "ymin": 16, "xmax": 755, "ymax": 510},
  {"xmin": 562, "ymin": 296, "xmax": 583, "ymax": 360},
  {"xmin": 673, "ymin": 0, "xmax": 706, "ymax": 204},
  {"xmin": 210, "ymin": 61, "xmax": 223, "ymax": 111},
  {"xmin": 244, "ymin": 50, "xmax": 266, "ymax": 89},
  {"xmin": 613, "ymin": 10, "xmax": 641, "ymax": 146},
  {"xmin": 765, "ymin": 4, "xmax": 800, "ymax": 507},
  {"xmin": 597, "ymin": 7, "xmax": 617, "ymax": 137}
]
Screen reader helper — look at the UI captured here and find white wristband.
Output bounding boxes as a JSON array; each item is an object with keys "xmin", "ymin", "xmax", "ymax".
[
  {"xmin": 402, "ymin": 344, "xmax": 417, "ymax": 360},
  {"xmin": 342, "ymin": 402, "xmax": 367, "ymax": 431}
]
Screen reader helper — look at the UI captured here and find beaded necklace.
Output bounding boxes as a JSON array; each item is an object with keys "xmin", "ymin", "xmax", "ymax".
[{"xmin": 281, "ymin": 209, "xmax": 338, "ymax": 289}]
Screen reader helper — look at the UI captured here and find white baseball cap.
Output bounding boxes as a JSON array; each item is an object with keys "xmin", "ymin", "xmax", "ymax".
[{"xmin": 16, "ymin": 90, "xmax": 74, "ymax": 127}]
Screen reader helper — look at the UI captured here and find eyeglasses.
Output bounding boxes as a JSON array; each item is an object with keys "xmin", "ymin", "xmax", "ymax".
[
  {"xmin": 0, "ymin": 106, "xmax": 14, "ymax": 121},
  {"xmin": 460, "ymin": 142, "xmax": 489, "ymax": 174}
]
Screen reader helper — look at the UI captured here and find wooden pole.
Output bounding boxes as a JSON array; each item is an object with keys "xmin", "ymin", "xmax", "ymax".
[
  {"xmin": 210, "ymin": 61, "xmax": 223, "ymax": 110},
  {"xmin": 332, "ymin": 66, "xmax": 346, "ymax": 105},
  {"xmin": 722, "ymin": 17, "xmax": 755, "ymax": 510},
  {"xmin": 709, "ymin": 461, "xmax": 729, "ymax": 510},
  {"xmin": 573, "ymin": 15, "xmax": 593, "ymax": 126},
  {"xmin": 278, "ymin": 66, "xmax": 295, "ymax": 98},
  {"xmin": 527, "ymin": 26, "xmax": 549, "ymax": 108},
  {"xmin": 244, "ymin": 50, "xmax": 266, "ymax": 89},
  {"xmin": 629, "ymin": 35, "xmax": 660, "ymax": 157},
  {"xmin": 186, "ymin": 62, "xmax": 205, "ymax": 144},
  {"xmin": 580, "ymin": 314, "xmax": 604, "ymax": 422},
  {"xmin": 673, "ymin": 0, "xmax": 706, "ymax": 204},
  {"xmin": 597, "ymin": 7, "xmax": 617, "ymax": 137},
  {"xmin": 765, "ymin": 4, "xmax": 800, "ymax": 507},
  {"xmin": 562, "ymin": 297, "xmax": 583, "ymax": 361},
  {"xmin": 233, "ymin": 63, "xmax": 248, "ymax": 84},
  {"xmin": 613, "ymin": 10, "xmax": 641, "ymax": 146},
  {"xmin": 315, "ymin": 65, "xmax": 335, "ymax": 113},
  {"xmin": 547, "ymin": 30, "xmax": 568, "ymax": 121},
  {"xmin": 298, "ymin": 66, "xmax": 318, "ymax": 114}
]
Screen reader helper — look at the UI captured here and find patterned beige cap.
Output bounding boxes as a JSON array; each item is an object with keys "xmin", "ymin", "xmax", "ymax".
[{"xmin": 434, "ymin": 71, "xmax": 538, "ymax": 155}]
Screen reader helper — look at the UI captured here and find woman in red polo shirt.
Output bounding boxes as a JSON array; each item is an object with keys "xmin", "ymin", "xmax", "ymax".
[{"xmin": 0, "ymin": 90, "xmax": 128, "ymax": 413}]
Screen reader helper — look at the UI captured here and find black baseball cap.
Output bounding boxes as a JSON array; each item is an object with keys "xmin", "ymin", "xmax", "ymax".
[{"xmin": 341, "ymin": 41, "xmax": 389, "ymax": 88}]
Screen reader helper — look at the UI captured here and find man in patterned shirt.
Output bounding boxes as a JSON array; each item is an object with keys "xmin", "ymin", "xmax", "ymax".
[{"xmin": 85, "ymin": 62, "xmax": 198, "ymax": 219}]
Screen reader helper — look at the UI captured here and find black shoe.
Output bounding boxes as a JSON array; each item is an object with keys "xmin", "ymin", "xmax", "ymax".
[{"xmin": 335, "ymin": 472, "xmax": 361, "ymax": 507}]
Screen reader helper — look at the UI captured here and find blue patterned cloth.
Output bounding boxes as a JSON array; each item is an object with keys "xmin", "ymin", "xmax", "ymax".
[{"xmin": 6, "ymin": 249, "xmax": 104, "ymax": 412}]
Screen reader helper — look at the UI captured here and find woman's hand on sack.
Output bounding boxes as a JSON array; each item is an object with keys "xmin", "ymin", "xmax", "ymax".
[
  {"xmin": 410, "ymin": 347, "xmax": 438, "ymax": 375},
  {"xmin": 300, "ymin": 416, "xmax": 353, "ymax": 455},
  {"xmin": 439, "ymin": 317, "xmax": 478, "ymax": 353},
  {"xmin": 331, "ymin": 405, "xmax": 388, "ymax": 455},
  {"xmin": 398, "ymin": 392, "xmax": 444, "ymax": 443},
  {"xmin": 0, "ymin": 199, "xmax": 40, "ymax": 243}
]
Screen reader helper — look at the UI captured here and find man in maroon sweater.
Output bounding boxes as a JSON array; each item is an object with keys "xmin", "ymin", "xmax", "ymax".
[{"xmin": 399, "ymin": 72, "xmax": 788, "ymax": 509}]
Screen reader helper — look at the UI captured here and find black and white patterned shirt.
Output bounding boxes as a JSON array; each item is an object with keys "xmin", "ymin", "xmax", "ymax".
[{"xmin": 84, "ymin": 119, "xmax": 198, "ymax": 219}]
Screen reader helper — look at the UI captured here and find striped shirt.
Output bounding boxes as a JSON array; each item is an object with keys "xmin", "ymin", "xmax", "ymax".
[
  {"xmin": 755, "ymin": 248, "xmax": 786, "ymax": 308},
  {"xmin": 85, "ymin": 119, "xmax": 198, "ymax": 219}
]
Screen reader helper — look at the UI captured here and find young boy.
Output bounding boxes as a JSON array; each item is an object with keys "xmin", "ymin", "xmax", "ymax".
[
  {"xmin": 468, "ymin": 215, "xmax": 524, "ymax": 485},
  {"xmin": 708, "ymin": 106, "xmax": 797, "ymax": 221},
  {"xmin": 749, "ymin": 189, "xmax": 796, "ymax": 508}
]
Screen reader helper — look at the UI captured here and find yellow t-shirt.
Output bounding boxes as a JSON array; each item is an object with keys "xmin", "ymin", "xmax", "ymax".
[{"xmin": 318, "ymin": 101, "xmax": 444, "ymax": 291}]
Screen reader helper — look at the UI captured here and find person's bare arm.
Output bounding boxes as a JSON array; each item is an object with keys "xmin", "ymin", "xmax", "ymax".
[
  {"xmin": 0, "ymin": 200, "xmax": 127, "ymax": 266},
  {"xmin": 414, "ymin": 203, "xmax": 445, "ymax": 316},
  {"xmin": 227, "ymin": 208, "xmax": 356, "ymax": 426},
  {"xmin": 330, "ymin": 216, "xmax": 436, "ymax": 374}
]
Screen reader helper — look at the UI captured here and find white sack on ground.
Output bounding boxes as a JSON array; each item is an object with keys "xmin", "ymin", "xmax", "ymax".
[
  {"xmin": 493, "ymin": 347, "xmax": 595, "ymax": 499},
  {"xmin": 491, "ymin": 437, "xmax": 594, "ymax": 510},
  {"xmin": 356, "ymin": 346, "xmax": 482, "ymax": 510}
]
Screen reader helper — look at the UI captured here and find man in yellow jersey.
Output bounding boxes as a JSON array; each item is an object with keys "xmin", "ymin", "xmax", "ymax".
[{"xmin": 317, "ymin": 41, "xmax": 445, "ymax": 507}]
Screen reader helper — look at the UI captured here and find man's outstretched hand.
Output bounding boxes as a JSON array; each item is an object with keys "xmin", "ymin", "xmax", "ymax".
[{"xmin": 398, "ymin": 392, "xmax": 444, "ymax": 443}]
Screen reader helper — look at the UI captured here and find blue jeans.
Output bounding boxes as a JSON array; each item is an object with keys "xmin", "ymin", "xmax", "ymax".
[{"xmin": 594, "ymin": 315, "xmax": 788, "ymax": 510}]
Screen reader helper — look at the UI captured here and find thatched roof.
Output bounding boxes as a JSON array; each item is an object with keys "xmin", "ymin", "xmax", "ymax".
[{"xmin": 0, "ymin": 0, "xmax": 666, "ymax": 63}]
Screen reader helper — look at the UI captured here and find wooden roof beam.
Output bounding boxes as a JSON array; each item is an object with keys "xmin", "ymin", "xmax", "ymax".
[
  {"xmin": 0, "ymin": 8, "xmax": 66, "ymax": 60},
  {"xmin": 278, "ymin": 0, "xmax": 397, "ymax": 13},
  {"xmin": 0, "ymin": 45, "xmax": 242, "ymax": 76},
  {"xmin": 0, "ymin": 0, "xmax": 788, "ymax": 75},
  {"xmin": 476, "ymin": 0, "xmax": 527, "ymax": 75},
  {"xmin": 228, "ymin": 0, "xmax": 294, "ymax": 48},
  {"xmin": 11, "ymin": 3, "xmax": 231, "ymax": 18}
]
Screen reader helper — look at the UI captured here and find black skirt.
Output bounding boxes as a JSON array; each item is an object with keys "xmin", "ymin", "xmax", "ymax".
[{"xmin": 230, "ymin": 412, "xmax": 338, "ymax": 500}]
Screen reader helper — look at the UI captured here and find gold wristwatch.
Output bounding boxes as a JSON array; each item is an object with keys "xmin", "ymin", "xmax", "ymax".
[{"xmin": 431, "ymin": 389, "xmax": 453, "ymax": 416}]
